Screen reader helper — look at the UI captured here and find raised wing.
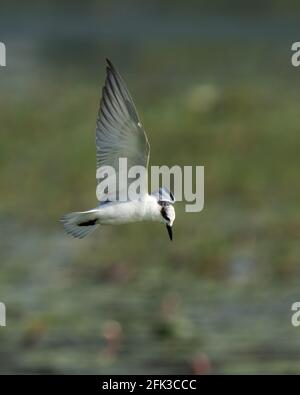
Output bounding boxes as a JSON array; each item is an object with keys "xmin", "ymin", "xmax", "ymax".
[{"xmin": 96, "ymin": 59, "xmax": 150, "ymax": 202}]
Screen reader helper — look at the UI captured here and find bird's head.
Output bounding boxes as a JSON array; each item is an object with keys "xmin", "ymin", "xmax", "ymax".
[
  {"xmin": 160, "ymin": 203, "xmax": 176, "ymax": 241},
  {"xmin": 152, "ymin": 188, "xmax": 176, "ymax": 241}
]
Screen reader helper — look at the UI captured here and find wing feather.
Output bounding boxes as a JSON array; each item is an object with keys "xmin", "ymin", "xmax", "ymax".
[{"xmin": 96, "ymin": 60, "xmax": 150, "ymax": 202}]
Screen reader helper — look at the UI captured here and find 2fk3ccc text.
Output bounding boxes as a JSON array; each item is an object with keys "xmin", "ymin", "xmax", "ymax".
[{"xmin": 145, "ymin": 380, "xmax": 197, "ymax": 390}]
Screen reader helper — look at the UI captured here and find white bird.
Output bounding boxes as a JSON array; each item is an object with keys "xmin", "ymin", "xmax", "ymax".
[{"xmin": 60, "ymin": 59, "xmax": 175, "ymax": 240}]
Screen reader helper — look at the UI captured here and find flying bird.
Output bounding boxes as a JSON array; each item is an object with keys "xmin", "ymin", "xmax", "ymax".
[{"xmin": 60, "ymin": 59, "xmax": 175, "ymax": 240}]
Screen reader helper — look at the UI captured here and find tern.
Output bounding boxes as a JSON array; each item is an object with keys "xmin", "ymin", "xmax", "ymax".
[{"xmin": 60, "ymin": 59, "xmax": 175, "ymax": 240}]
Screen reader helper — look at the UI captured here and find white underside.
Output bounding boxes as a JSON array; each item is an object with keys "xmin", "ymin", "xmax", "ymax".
[{"xmin": 93, "ymin": 194, "xmax": 162, "ymax": 225}]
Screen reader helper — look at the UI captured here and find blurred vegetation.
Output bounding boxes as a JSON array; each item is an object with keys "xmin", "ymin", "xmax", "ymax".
[{"xmin": 1, "ymin": 1, "xmax": 300, "ymax": 374}]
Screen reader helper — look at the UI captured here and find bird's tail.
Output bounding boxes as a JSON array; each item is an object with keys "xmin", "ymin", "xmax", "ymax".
[{"xmin": 60, "ymin": 210, "xmax": 99, "ymax": 239}]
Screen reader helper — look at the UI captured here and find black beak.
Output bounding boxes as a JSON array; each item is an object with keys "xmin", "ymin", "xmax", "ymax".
[{"xmin": 166, "ymin": 225, "xmax": 173, "ymax": 241}]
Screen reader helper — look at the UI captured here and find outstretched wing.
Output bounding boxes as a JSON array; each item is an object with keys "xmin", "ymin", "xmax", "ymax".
[{"xmin": 96, "ymin": 59, "xmax": 150, "ymax": 202}]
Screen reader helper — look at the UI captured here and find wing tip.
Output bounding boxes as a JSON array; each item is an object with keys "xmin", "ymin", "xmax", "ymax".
[
  {"xmin": 106, "ymin": 58, "xmax": 114, "ymax": 71},
  {"xmin": 105, "ymin": 59, "xmax": 124, "ymax": 85},
  {"xmin": 105, "ymin": 59, "xmax": 119, "ymax": 86}
]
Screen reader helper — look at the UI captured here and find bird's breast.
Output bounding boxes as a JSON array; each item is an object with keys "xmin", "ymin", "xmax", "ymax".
[{"xmin": 97, "ymin": 198, "xmax": 160, "ymax": 225}]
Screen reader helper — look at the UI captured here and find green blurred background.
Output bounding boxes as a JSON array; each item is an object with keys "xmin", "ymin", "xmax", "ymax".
[{"xmin": 1, "ymin": 0, "xmax": 300, "ymax": 374}]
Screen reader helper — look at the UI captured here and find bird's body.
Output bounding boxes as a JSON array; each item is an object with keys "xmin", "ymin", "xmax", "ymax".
[
  {"xmin": 61, "ymin": 59, "xmax": 176, "ymax": 240},
  {"xmin": 95, "ymin": 196, "xmax": 162, "ymax": 225}
]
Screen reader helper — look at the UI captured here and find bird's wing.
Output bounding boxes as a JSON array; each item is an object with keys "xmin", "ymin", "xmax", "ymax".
[{"xmin": 96, "ymin": 59, "xmax": 150, "ymax": 202}]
